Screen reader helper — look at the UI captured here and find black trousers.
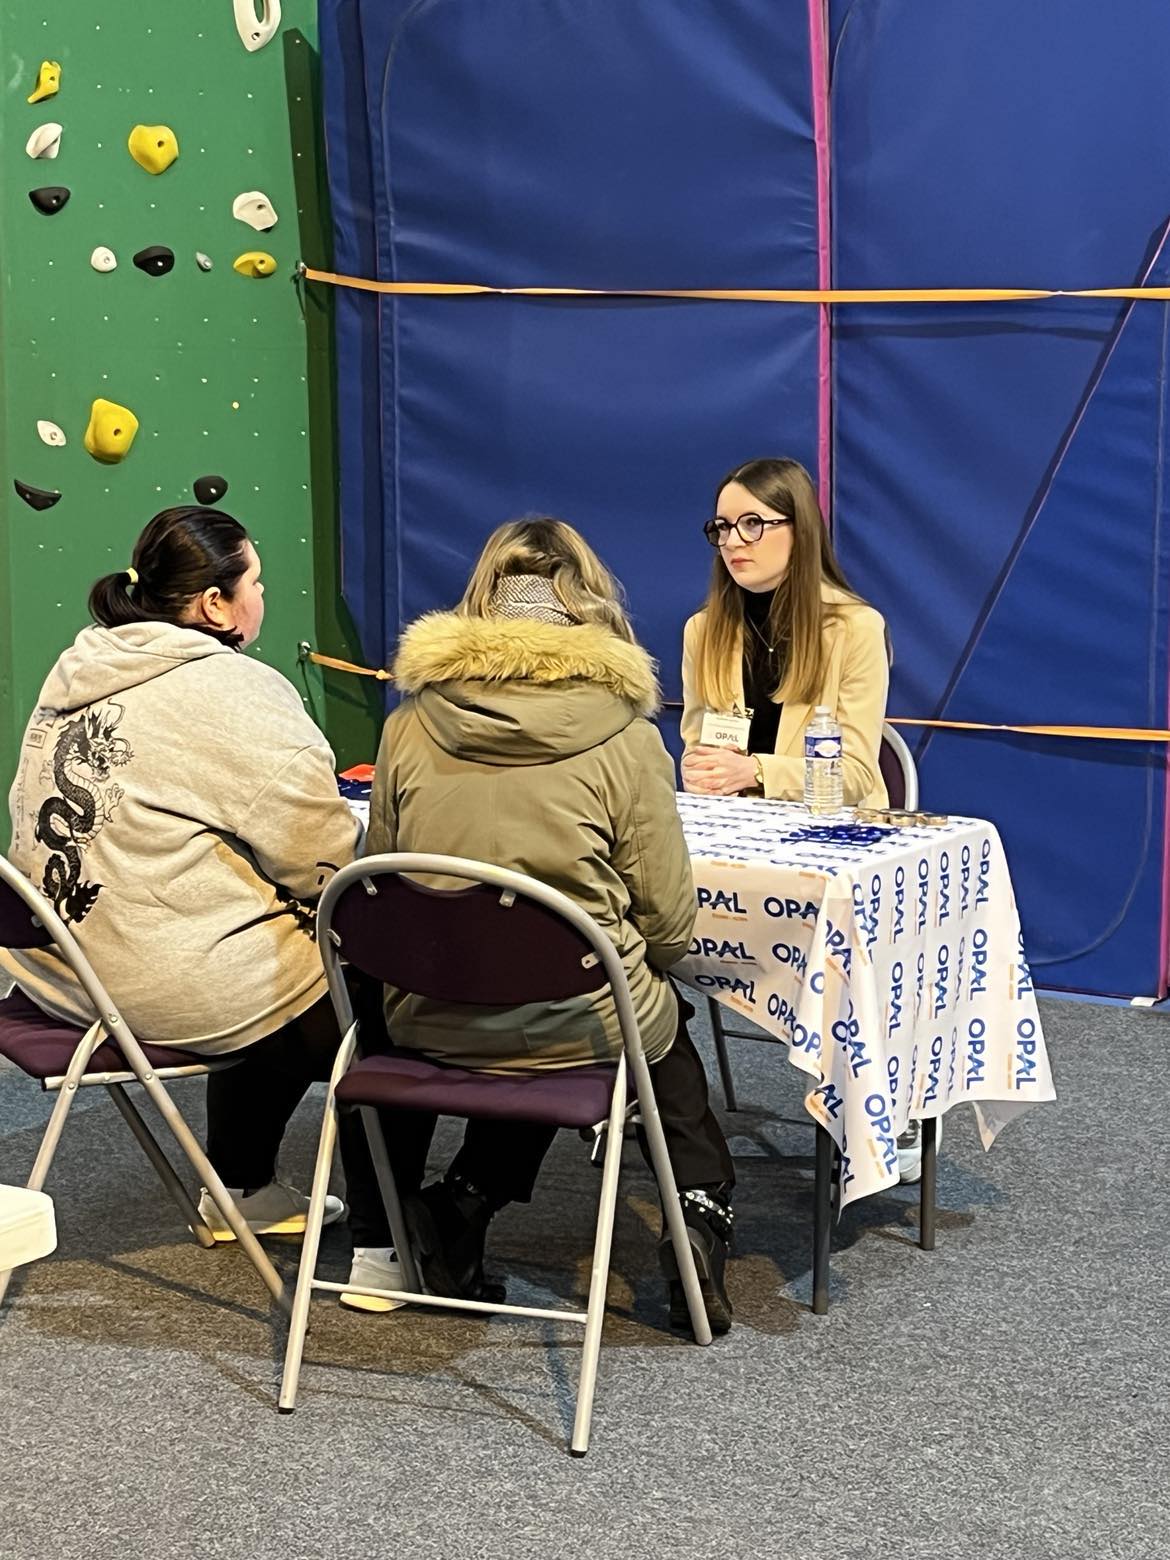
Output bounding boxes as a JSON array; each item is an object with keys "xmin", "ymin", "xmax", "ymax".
[
  {"xmin": 204, "ymin": 983, "xmax": 555, "ymax": 1245},
  {"xmin": 205, "ymin": 992, "xmax": 365, "ymax": 1190},
  {"xmin": 344, "ymin": 988, "xmax": 735, "ymax": 1247}
]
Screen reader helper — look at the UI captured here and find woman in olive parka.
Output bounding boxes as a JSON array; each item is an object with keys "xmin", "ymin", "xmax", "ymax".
[{"xmin": 363, "ymin": 518, "xmax": 735, "ymax": 1336}]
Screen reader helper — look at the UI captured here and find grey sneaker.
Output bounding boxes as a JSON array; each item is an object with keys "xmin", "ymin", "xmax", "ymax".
[
  {"xmin": 197, "ymin": 1179, "xmax": 345, "ymax": 1241},
  {"xmin": 340, "ymin": 1246, "xmax": 407, "ymax": 1313},
  {"xmin": 896, "ymin": 1118, "xmax": 942, "ymax": 1184}
]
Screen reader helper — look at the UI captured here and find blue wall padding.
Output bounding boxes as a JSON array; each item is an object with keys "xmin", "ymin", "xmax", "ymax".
[
  {"xmin": 321, "ymin": 0, "xmax": 1170, "ymax": 995},
  {"xmin": 830, "ymin": 0, "xmax": 1170, "ymax": 993},
  {"xmin": 318, "ymin": 0, "xmax": 388, "ymax": 650},
  {"xmin": 320, "ymin": 0, "xmax": 822, "ymax": 720}
]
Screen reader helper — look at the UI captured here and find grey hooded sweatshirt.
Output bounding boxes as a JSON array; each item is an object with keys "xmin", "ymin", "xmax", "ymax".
[{"xmin": 1, "ymin": 622, "xmax": 359, "ymax": 1052}]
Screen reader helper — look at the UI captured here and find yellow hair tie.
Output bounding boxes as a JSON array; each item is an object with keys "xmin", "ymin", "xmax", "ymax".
[{"xmin": 125, "ymin": 567, "xmax": 139, "ymax": 586}]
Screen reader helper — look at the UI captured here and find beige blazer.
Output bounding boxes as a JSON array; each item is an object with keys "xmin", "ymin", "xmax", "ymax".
[{"xmin": 681, "ymin": 584, "xmax": 890, "ymax": 806}]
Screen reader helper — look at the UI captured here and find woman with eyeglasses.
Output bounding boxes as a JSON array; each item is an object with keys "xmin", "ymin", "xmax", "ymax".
[{"xmin": 680, "ymin": 457, "xmax": 889, "ymax": 805}]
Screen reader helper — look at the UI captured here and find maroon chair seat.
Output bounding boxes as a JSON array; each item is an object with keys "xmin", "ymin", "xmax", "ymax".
[
  {"xmin": 335, "ymin": 1048, "xmax": 620, "ymax": 1129},
  {"xmin": 0, "ymin": 988, "xmax": 208, "ymax": 1081}
]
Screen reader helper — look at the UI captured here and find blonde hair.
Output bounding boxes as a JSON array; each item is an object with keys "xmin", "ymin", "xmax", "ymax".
[
  {"xmin": 459, "ymin": 517, "xmax": 636, "ymax": 642},
  {"xmin": 692, "ymin": 458, "xmax": 871, "ymax": 709}
]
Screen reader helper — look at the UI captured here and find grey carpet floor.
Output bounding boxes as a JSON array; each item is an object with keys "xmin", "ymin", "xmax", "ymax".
[{"xmin": 0, "ymin": 997, "xmax": 1166, "ymax": 1560}]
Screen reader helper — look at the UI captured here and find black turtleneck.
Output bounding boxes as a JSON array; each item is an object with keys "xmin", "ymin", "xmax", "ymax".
[{"xmin": 741, "ymin": 587, "xmax": 784, "ymax": 755}]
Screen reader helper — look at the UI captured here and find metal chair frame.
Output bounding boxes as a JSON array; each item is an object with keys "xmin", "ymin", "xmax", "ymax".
[
  {"xmin": 0, "ymin": 854, "xmax": 289, "ymax": 1315},
  {"xmin": 279, "ymin": 852, "xmax": 713, "ymax": 1456},
  {"xmin": 703, "ymin": 722, "xmax": 934, "ymax": 1311},
  {"xmin": 879, "ymin": 720, "xmax": 920, "ymax": 810}
]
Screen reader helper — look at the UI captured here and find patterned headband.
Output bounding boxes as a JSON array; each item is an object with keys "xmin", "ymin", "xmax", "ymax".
[{"xmin": 488, "ymin": 573, "xmax": 576, "ymax": 626}]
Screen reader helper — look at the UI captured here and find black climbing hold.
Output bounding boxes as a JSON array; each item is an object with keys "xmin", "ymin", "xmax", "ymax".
[
  {"xmin": 193, "ymin": 474, "xmax": 229, "ymax": 505},
  {"xmin": 29, "ymin": 186, "xmax": 69, "ymax": 215},
  {"xmin": 14, "ymin": 478, "xmax": 61, "ymax": 511},
  {"xmin": 133, "ymin": 244, "xmax": 175, "ymax": 277}
]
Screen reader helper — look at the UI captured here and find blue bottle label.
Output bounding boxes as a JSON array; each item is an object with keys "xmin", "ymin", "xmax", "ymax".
[{"xmin": 805, "ymin": 733, "xmax": 842, "ymax": 760}]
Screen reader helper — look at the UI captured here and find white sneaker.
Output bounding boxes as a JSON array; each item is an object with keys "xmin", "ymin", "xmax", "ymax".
[
  {"xmin": 340, "ymin": 1246, "xmax": 407, "ymax": 1313},
  {"xmin": 197, "ymin": 1179, "xmax": 346, "ymax": 1241},
  {"xmin": 896, "ymin": 1118, "xmax": 943, "ymax": 1184}
]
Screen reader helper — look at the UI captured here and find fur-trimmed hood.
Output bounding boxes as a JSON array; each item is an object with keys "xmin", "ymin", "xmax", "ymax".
[{"xmin": 392, "ymin": 611, "xmax": 661, "ymax": 766}]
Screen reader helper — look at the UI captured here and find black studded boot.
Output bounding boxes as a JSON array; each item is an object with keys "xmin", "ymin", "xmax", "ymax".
[
  {"xmin": 403, "ymin": 1170, "xmax": 506, "ymax": 1304},
  {"xmin": 658, "ymin": 1183, "xmax": 734, "ymax": 1337}
]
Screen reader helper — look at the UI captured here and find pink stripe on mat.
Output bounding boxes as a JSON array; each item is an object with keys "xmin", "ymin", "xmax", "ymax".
[{"xmin": 807, "ymin": 0, "xmax": 832, "ymax": 518}]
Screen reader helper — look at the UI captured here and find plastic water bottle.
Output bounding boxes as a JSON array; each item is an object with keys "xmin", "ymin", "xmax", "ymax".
[{"xmin": 804, "ymin": 706, "xmax": 843, "ymax": 813}]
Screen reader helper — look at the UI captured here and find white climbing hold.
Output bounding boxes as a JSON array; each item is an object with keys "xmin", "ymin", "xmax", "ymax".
[
  {"xmin": 233, "ymin": 0, "xmax": 282, "ymax": 52},
  {"xmin": 37, "ymin": 420, "xmax": 66, "ymax": 447},
  {"xmin": 195, "ymin": 251, "xmax": 213, "ymax": 271},
  {"xmin": 25, "ymin": 123, "xmax": 63, "ymax": 160},
  {"xmin": 232, "ymin": 190, "xmax": 278, "ymax": 231},
  {"xmin": 90, "ymin": 246, "xmax": 118, "ymax": 273}
]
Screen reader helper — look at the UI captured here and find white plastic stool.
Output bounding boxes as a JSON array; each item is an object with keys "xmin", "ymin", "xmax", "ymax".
[{"xmin": 0, "ymin": 1186, "xmax": 57, "ymax": 1270}]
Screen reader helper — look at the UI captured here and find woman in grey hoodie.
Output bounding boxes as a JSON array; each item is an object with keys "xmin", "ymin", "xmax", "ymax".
[{"xmin": 1, "ymin": 507, "xmax": 374, "ymax": 1269}]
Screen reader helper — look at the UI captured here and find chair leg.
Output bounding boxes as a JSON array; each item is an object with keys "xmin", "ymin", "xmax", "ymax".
[
  {"xmin": 812, "ymin": 1124, "xmax": 834, "ymax": 1315},
  {"xmin": 359, "ymin": 1105, "xmax": 421, "ymax": 1294},
  {"xmin": 278, "ymin": 1086, "xmax": 340, "ymax": 1411},
  {"xmin": 570, "ymin": 1056, "xmax": 629, "ymax": 1456},
  {"xmin": 920, "ymin": 1117, "xmax": 938, "ymax": 1251},
  {"xmin": 0, "ymin": 1023, "xmax": 104, "ymax": 1309},
  {"xmin": 104, "ymin": 1084, "xmax": 216, "ymax": 1250},
  {"xmin": 627, "ymin": 1048, "xmax": 713, "ymax": 1348},
  {"xmin": 130, "ymin": 1066, "xmax": 288, "ymax": 1312},
  {"xmin": 706, "ymin": 998, "xmax": 739, "ymax": 1112},
  {"xmin": 279, "ymin": 1023, "xmax": 358, "ymax": 1411}
]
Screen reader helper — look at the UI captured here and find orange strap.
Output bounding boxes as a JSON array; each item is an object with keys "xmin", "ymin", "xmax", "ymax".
[
  {"xmin": 300, "ymin": 266, "xmax": 1170, "ymax": 306},
  {"xmin": 306, "ymin": 650, "xmax": 392, "ymax": 682},
  {"xmin": 887, "ymin": 717, "xmax": 1170, "ymax": 743},
  {"xmin": 301, "ymin": 655, "xmax": 1170, "ymax": 740}
]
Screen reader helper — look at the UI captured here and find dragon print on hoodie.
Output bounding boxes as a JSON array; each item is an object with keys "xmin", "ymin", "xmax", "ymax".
[{"xmin": 30, "ymin": 700, "xmax": 134, "ymax": 924}]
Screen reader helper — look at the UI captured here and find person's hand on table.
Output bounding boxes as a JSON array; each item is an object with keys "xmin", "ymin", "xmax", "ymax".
[{"xmin": 681, "ymin": 745, "xmax": 760, "ymax": 795}]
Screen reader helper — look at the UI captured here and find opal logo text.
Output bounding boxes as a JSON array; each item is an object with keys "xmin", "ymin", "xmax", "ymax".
[
  {"xmin": 969, "ymin": 927, "xmax": 989, "ymax": 998},
  {"xmin": 764, "ymin": 896, "xmax": 818, "ymax": 921},
  {"xmin": 864, "ymin": 1092, "xmax": 899, "ymax": 1175},
  {"xmin": 916, "ymin": 857, "xmax": 930, "ymax": 935},
  {"xmin": 1015, "ymin": 1016, "xmax": 1040, "ymax": 1087},
  {"xmin": 689, "ymin": 936, "xmax": 754, "ymax": 962},
  {"xmin": 966, "ymin": 1016, "xmax": 986, "ymax": 1087},
  {"xmin": 766, "ymin": 992, "xmax": 819, "ymax": 1056},
  {"xmin": 694, "ymin": 973, "xmax": 756, "ymax": 1003}
]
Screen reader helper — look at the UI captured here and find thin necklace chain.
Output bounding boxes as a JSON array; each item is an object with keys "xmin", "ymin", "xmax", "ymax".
[{"xmin": 744, "ymin": 612, "xmax": 777, "ymax": 655}]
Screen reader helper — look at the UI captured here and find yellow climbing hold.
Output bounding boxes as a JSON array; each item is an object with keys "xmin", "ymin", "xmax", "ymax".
[
  {"xmin": 128, "ymin": 124, "xmax": 180, "ymax": 175},
  {"xmin": 233, "ymin": 251, "xmax": 278, "ymax": 279},
  {"xmin": 28, "ymin": 61, "xmax": 61, "ymax": 104},
  {"xmin": 83, "ymin": 399, "xmax": 140, "ymax": 464}
]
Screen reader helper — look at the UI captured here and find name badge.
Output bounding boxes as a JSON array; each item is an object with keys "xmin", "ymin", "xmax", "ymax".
[{"xmin": 699, "ymin": 709, "xmax": 752, "ymax": 749}]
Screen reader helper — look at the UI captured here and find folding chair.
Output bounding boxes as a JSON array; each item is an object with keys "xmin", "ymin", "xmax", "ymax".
[
  {"xmin": 703, "ymin": 723, "xmax": 934, "ymax": 1311},
  {"xmin": 877, "ymin": 721, "xmax": 919, "ymax": 810},
  {"xmin": 0, "ymin": 854, "xmax": 288, "ymax": 1315},
  {"xmin": 279, "ymin": 853, "xmax": 713, "ymax": 1456}
]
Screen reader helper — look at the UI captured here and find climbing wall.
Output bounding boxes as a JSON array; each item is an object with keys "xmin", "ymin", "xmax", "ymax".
[{"xmin": 0, "ymin": 1, "xmax": 380, "ymax": 820}]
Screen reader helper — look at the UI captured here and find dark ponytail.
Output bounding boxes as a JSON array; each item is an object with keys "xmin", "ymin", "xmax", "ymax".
[{"xmin": 89, "ymin": 506, "xmax": 252, "ymax": 648}]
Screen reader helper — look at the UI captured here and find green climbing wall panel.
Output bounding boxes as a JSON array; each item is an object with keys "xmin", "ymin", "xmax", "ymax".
[{"xmin": 0, "ymin": 2, "xmax": 380, "ymax": 832}]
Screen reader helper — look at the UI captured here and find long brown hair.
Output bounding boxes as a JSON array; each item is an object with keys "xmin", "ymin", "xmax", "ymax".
[{"xmin": 693, "ymin": 458, "xmax": 865, "ymax": 708}]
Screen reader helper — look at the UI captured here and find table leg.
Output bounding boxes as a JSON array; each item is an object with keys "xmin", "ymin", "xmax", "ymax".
[
  {"xmin": 706, "ymin": 998, "xmax": 740, "ymax": 1112},
  {"xmin": 812, "ymin": 1124, "xmax": 834, "ymax": 1314},
  {"xmin": 920, "ymin": 1117, "xmax": 938, "ymax": 1251}
]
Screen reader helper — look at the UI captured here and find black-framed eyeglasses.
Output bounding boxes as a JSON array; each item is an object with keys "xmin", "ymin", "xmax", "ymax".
[{"xmin": 703, "ymin": 513, "xmax": 793, "ymax": 548}]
